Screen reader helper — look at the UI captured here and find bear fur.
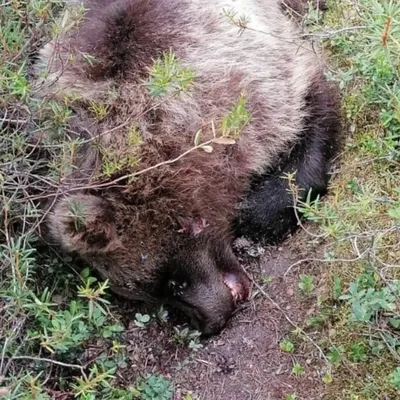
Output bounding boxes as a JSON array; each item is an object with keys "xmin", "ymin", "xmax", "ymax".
[{"xmin": 34, "ymin": 0, "xmax": 340, "ymax": 335}]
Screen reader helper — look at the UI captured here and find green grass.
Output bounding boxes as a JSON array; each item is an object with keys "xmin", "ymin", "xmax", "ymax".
[
  {"xmin": 0, "ymin": 1, "xmax": 175, "ymax": 399},
  {"xmin": 1, "ymin": 0, "xmax": 400, "ymax": 399},
  {"xmin": 295, "ymin": 0, "xmax": 400, "ymax": 398}
]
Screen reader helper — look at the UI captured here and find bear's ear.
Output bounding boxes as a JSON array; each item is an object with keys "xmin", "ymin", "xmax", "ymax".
[{"xmin": 48, "ymin": 194, "xmax": 121, "ymax": 254}]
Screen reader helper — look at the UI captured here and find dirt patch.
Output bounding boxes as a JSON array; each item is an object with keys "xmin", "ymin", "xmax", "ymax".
[{"xmin": 116, "ymin": 232, "xmax": 326, "ymax": 400}]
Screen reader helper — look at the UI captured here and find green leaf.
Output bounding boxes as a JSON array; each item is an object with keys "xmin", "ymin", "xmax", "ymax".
[
  {"xmin": 388, "ymin": 208, "xmax": 400, "ymax": 221},
  {"xmin": 389, "ymin": 318, "xmax": 400, "ymax": 329},
  {"xmin": 298, "ymin": 275, "xmax": 314, "ymax": 294},
  {"xmin": 333, "ymin": 276, "xmax": 342, "ymax": 299},
  {"xmin": 389, "ymin": 367, "xmax": 400, "ymax": 390},
  {"xmin": 141, "ymin": 314, "xmax": 150, "ymax": 323},
  {"xmin": 280, "ymin": 339, "xmax": 295, "ymax": 353},
  {"xmin": 322, "ymin": 374, "xmax": 333, "ymax": 384},
  {"xmin": 291, "ymin": 362, "xmax": 304, "ymax": 376}
]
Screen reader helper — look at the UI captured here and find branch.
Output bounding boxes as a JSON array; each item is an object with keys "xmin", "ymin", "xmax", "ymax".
[{"xmin": 7, "ymin": 355, "xmax": 86, "ymax": 372}]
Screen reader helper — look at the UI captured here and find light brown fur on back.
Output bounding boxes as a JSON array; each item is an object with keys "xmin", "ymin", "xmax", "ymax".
[{"xmin": 34, "ymin": 0, "xmax": 329, "ymax": 308}]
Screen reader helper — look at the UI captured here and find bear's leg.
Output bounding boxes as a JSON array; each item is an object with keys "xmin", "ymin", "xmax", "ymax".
[{"xmin": 234, "ymin": 77, "xmax": 340, "ymax": 243}]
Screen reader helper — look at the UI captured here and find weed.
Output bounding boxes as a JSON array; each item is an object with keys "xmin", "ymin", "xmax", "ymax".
[
  {"xmin": 137, "ymin": 375, "xmax": 173, "ymax": 400},
  {"xmin": 283, "ymin": 394, "xmax": 297, "ymax": 400},
  {"xmin": 279, "ymin": 339, "xmax": 295, "ymax": 353},
  {"xmin": 220, "ymin": 92, "xmax": 252, "ymax": 138},
  {"xmin": 173, "ymin": 327, "xmax": 203, "ymax": 351},
  {"xmin": 134, "ymin": 313, "xmax": 151, "ymax": 328},
  {"xmin": 155, "ymin": 305, "xmax": 169, "ymax": 323},
  {"xmin": 143, "ymin": 50, "xmax": 196, "ymax": 98},
  {"xmin": 291, "ymin": 362, "xmax": 305, "ymax": 377},
  {"xmin": 322, "ymin": 374, "xmax": 333, "ymax": 384},
  {"xmin": 297, "ymin": 274, "xmax": 315, "ymax": 295},
  {"xmin": 388, "ymin": 367, "xmax": 400, "ymax": 391}
]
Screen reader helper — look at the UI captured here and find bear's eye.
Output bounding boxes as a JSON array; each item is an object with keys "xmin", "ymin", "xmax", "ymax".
[{"xmin": 167, "ymin": 280, "xmax": 188, "ymax": 297}]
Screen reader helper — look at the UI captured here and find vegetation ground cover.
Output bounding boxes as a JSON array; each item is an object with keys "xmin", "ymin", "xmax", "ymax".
[{"xmin": 0, "ymin": 0, "xmax": 399, "ymax": 399}]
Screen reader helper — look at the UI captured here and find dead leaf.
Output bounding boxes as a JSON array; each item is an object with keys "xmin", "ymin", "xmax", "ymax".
[
  {"xmin": 212, "ymin": 137, "xmax": 236, "ymax": 145},
  {"xmin": 201, "ymin": 145, "xmax": 213, "ymax": 153}
]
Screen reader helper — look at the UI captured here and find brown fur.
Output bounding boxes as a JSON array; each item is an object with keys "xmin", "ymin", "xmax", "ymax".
[{"xmin": 33, "ymin": 0, "xmax": 338, "ymax": 334}]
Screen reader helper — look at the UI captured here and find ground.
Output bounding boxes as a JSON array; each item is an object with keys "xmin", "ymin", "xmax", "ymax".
[{"xmin": 118, "ymin": 233, "xmax": 325, "ymax": 400}]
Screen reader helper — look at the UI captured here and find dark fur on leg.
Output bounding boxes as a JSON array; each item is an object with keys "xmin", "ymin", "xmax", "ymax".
[{"xmin": 234, "ymin": 75, "xmax": 340, "ymax": 243}]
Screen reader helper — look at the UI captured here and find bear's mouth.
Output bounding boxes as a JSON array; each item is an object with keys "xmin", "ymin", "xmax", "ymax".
[{"xmin": 223, "ymin": 272, "xmax": 251, "ymax": 303}]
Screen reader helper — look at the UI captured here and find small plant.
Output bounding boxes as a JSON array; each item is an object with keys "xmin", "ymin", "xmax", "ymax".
[
  {"xmin": 88, "ymin": 100, "xmax": 111, "ymax": 120},
  {"xmin": 297, "ymin": 274, "xmax": 314, "ymax": 295},
  {"xmin": 283, "ymin": 394, "xmax": 297, "ymax": 400},
  {"xmin": 173, "ymin": 327, "xmax": 203, "ymax": 351},
  {"xmin": 291, "ymin": 362, "xmax": 305, "ymax": 377},
  {"xmin": 347, "ymin": 342, "xmax": 369, "ymax": 363},
  {"xmin": 279, "ymin": 339, "xmax": 295, "ymax": 353},
  {"xmin": 137, "ymin": 375, "xmax": 173, "ymax": 400},
  {"xmin": 68, "ymin": 199, "xmax": 88, "ymax": 232},
  {"xmin": 134, "ymin": 313, "xmax": 151, "ymax": 328},
  {"xmin": 222, "ymin": 8, "xmax": 251, "ymax": 34},
  {"xmin": 77, "ymin": 268, "xmax": 111, "ymax": 318},
  {"xmin": 322, "ymin": 374, "xmax": 333, "ymax": 384},
  {"xmin": 192, "ymin": 92, "xmax": 252, "ymax": 155},
  {"xmin": 72, "ymin": 365, "xmax": 116, "ymax": 398},
  {"xmin": 143, "ymin": 50, "xmax": 196, "ymax": 97},
  {"xmin": 339, "ymin": 279, "xmax": 398, "ymax": 322},
  {"xmin": 388, "ymin": 367, "xmax": 400, "ymax": 391},
  {"xmin": 155, "ymin": 305, "xmax": 169, "ymax": 323},
  {"xmin": 333, "ymin": 276, "xmax": 342, "ymax": 299},
  {"xmin": 259, "ymin": 274, "xmax": 273, "ymax": 284},
  {"xmin": 220, "ymin": 92, "xmax": 251, "ymax": 138},
  {"xmin": 327, "ymin": 345, "xmax": 345, "ymax": 368}
]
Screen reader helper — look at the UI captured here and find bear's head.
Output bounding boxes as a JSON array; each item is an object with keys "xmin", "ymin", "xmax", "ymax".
[{"xmin": 48, "ymin": 193, "xmax": 250, "ymax": 335}]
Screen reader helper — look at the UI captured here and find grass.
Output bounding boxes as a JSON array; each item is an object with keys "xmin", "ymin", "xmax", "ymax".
[
  {"xmin": 292, "ymin": 0, "xmax": 400, "ymax": 398},
  {"xmin": 0, "ymin": 1, "xmax": 176, "ymax": 398},
  {"xmin": 1, "ymin": 0, "xmax": 400, "ymax": 399}
]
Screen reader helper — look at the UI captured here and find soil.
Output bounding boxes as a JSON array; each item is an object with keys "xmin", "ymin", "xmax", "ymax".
[{"xmin": 116, "ymin": 231, "xmax": 327, "ymax": 400}]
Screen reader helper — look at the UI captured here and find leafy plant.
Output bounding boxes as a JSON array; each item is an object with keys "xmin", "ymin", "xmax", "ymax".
[
  {"xmin": 291, "ymin": 362, "xmax": 305, "ymax": 376},
  {"xmin": 137, "ymin": 375, "xmax": 173, "ymax": 400},
  {"xmin": 173, "ymin": 327, "xmax": 203, "ymax": 351},
  {"xmin": 347, "ymin": 342, "xmax": 369, "ymax": 363},
  {"xmin": 339, "ymin": 279, "xmax": 398, "ymax": 322},
  {"xmin": 279, "ymin": 339, "xmax": 295, "ymax": 353},
  {"xmin": 134, "ymin": 313, "xmax": 151, "ymax": 328},
  {"xmin": 143, "ymin": 50, "xmax": 196, "ymax": 97},
  {"xmin": 388, "ymin": 367, "xmax": 400, "ymax": 390},
  {"xmin": 297, "ymin": 275, "xmax": 315, "ymax": 295}
]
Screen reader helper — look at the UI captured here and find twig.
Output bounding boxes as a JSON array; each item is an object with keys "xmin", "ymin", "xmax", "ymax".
[
  {"xmin": 240, "ymin": 266, "xmax": 328, "ymax": 362},
  {"xmin": 7, "ymin": 356, "xmax": 86, "ymax": 372},
  {"xmin": 283, "ymin": 253, "xmax": 368, "ymax": 277},
  {"xmin": 302, "ymin": 26, "xmax": 367, "ymax": 39}
]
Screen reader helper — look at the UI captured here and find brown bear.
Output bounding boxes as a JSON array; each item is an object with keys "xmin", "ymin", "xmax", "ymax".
[{"xmin": 34, "ymin": 0, "xmax": 339, "ymax": 335}]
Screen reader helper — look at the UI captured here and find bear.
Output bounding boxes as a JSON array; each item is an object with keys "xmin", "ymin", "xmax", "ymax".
[{"xmin": 33, "ymin": 0, "xmax": 340, "ymax": 335}]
